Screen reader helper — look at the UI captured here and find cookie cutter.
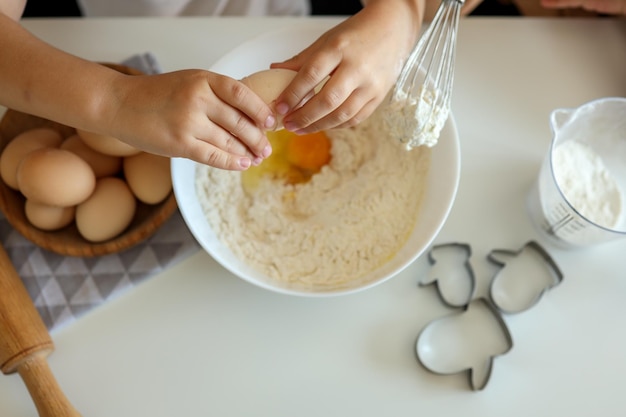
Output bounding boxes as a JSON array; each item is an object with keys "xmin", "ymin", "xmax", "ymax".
[
  {"xmin": 419, "ymin": 242, "xmax": 475, "ymax": 308},
  {"xmin": 487, "ymin": 240, "xmax": 564, "ymax": 314},
  {"xmin": 415, "ymin": 297, "xmax": 513, "ymax": 391},
  {"xmin": 415, "ymin": 240, "xmax": 564, "ymax": 391}
]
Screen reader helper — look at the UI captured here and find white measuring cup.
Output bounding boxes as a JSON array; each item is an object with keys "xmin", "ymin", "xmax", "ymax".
[{"xmin": 527, "ymin": 97, "xmax": 626, "ymax": 249}]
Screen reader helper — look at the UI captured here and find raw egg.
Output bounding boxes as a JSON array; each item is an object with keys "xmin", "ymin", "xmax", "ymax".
[
  {"xmin": 17, "ymin": 148, "xmax": 96, "ymax": 207},
  {"xmin": 0, "ymin": 128, "xmax": 64, "ymax": 189},
  {"xmin": 75, "ymin": 177, "xmax": 136, "ymax": 242},
  {"xmin": 24, "ymin": 200, "xmax": 75, "ymax": 231},
  {"xmin": 61, "ymin": 134, "xmax": 122, "ymax": 178},
  {"xmin": 76, "ymin": 128, "xmax": 141, "ymax": 157},
  {"xmin": 285, "ymin": 131, "xmax": 331, "ymax": 171},
  {"xmin": 123, "ymin": 152, "xmax": 172, "ymax": 204},
  {"xmin": 241, "ymin": 129, "xmax": 331, "ymax": 192}
]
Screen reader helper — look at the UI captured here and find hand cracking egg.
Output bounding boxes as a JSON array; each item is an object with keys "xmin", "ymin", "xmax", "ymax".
[
  {"xmin": 241, "ymin": 68, "xmax": 297, "ymax": 130},
  {"xmin": 241, "ymin": 68, "xmax": 327, "ymax": 130}
]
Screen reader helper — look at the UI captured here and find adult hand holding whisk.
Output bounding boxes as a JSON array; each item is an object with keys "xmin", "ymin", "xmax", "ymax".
[{"xmin": 385, "ymin": 0, "xmax": 465, "ymax": 150}]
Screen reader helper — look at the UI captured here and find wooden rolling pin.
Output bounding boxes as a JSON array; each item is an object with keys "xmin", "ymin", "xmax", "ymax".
[{"xmin": 0, "ymin": 244, "xmax": 81, "ymax": 417}]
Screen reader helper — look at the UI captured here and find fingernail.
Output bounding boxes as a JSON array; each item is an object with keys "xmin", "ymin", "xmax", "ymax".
[
  {"xmin": 239, "ymin": 157, "xmax": 251, "ymax": 169},
  {"xmin": 264, "ymin": 115, "xmax": 276, "ymax": 129},
  {"xmin": 252, "ymin": 156, "xmax": 263, "ymax": 166},
  {"xmin": 284, "ymin": 121, "xmax": 297, "ymax": 132},
  {"xmin": 262, "ymin": 145, "xmax": 272, "ymax": 158},
  {"xmin": 276, "ymin": 102, "xmax": 289, "ymax": 115}
]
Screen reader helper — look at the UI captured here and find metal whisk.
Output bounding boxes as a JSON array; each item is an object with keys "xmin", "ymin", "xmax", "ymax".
[{"xmin": 385, "ymin": 0, "xmax": 464, "ymax": 150}]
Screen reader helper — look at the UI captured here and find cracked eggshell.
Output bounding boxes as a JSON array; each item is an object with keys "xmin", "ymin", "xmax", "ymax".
[
  {"xmin": 241, "ymin": 68, "xmax": 328, "ymax": 130},
  {"xmin": 242, "ymin": 68, "xmax": 297, "ymax": 106},
  {"xmin": 241, "ymin": 68, "xmax": 297, "ymax": 129}
]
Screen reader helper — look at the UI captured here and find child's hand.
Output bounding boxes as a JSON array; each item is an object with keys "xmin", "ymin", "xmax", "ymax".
[
  {"xmin": 109, "ymin": 70, "xmax": 275, "ymax": 170},
  {"xmin": 270, "ymin": 0, "xmax": 422, "ymax": 134}
]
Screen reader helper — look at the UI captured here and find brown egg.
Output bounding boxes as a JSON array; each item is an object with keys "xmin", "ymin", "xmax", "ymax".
[
  {"xmin": 241, "ymin": 69, "xmax": 327, "ymax": 130},
  {"xmin": 0, "ymin": 128, "xmax": 64, "ymax": 189},
  {"xmin": 242, "ymin": 69, "xmax": 297, "ymax": 130},
  {"xmin": 123, "ymin": 152, "xmax": 172, "ymax": 204},
  {"xmin": 24, "ymin": 199, "xmax": 75, "ymax": 231},
  {"xmin": 76, "ymin": 128, "xmax": 141, "ymax": 157},
  {"xmin": 61, "ymin": 134, "xmax": 122, "ymax": 178},
  {"xmin": 17, "ymin": 148, "xmax": 96, "ymax": 207},
  {"xmin": 75, "ymin": 177, "xmax": 136, "ymax": 242},
  {"xmin": 242, "ymin": 68, "xmax": 297, "ymax": 106}
]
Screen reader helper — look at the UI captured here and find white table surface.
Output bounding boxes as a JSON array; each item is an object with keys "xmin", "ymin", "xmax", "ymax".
[{"xmin": 1, "ymin": 16, "xmax": 626, "ymax": 417}]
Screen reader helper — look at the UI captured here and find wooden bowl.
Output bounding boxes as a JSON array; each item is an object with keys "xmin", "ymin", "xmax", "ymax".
[{"xmin": 0, "ymin": 63, "xmax": 177, "ymax": 257}]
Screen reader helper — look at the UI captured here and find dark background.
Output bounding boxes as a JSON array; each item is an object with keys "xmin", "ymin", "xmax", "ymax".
[{"xmin": 22, "ymin": 0, "xmax": 519, "ymax": 17}]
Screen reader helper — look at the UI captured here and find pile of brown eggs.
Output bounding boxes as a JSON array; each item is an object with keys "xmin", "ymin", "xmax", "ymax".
[{"xmin": 0, "ymin": 127, "xmax": 172, "ymax": 243}]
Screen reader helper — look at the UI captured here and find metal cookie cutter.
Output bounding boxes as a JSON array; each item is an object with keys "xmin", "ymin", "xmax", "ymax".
[
  {"xmin": 487, "ymin": 240, "xmax": 564, "ymax": 314},
  {"xmin": 416, "ymin": 297, "xmax": 513, "ymax": 391},
  {"xmin": 420, "ymin": 243, "xmax": 475, "ymax": 308}
]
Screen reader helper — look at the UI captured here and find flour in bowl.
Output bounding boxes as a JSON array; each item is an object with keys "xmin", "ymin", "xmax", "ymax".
[{"xmin": 195, "ymin": 106, "xmax": 431, "ymax": 290}]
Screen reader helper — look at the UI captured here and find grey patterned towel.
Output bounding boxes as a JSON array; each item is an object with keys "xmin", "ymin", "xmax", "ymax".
[
  {"xmin": 0, "ymin": 53, "xmax": 200, "ymax": 332},
  {"xmin": 0, "ymin": 212, "xmax": 199, "ymax": 332}
]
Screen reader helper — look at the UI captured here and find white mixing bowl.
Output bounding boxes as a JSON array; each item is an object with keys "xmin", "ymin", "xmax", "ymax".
[{"xmin": 172, "ymin": 22, "xmax": 461, "ymax": 297}]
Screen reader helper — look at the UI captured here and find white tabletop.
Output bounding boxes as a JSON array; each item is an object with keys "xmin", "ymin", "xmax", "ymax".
[{"xmin": 1, "ymin": 16, "xmax": 626, "ymax": 417}]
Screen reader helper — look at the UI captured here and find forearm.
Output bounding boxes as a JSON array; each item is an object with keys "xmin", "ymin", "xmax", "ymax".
[
  {"xmin": 0, "ymin": 12, "xmax": 124, "ymax": 134},
  {"xmin": 359, "ymin": 0, "xmax": 425, "ymax": 58},
  {"xmin": 361, "ymin": 0, "xmax": 425, "ymax": 18},
  {"xmin": 0, "ymin": 4, "xmax": 274, "ymax": 170}
]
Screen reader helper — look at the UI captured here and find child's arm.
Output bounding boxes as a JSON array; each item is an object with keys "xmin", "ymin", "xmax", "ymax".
[{"xmin": 0, "ymin": 5, "xmax": 274, "ymax": 170}]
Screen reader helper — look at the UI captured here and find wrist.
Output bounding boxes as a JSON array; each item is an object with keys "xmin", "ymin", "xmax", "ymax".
[
  {"xmin": 360, "ymin": 0, "xmax": 424, "ymax": 47},
  {"xmin": 54, "ymin": 62, "xmax": 130, "ymax": 138},
  {"xmin": 362, "ymin": 0, "xmax": 425, "ymax": 24}
]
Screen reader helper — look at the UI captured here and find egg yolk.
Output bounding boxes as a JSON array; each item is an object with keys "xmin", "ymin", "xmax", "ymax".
[
  {"xmin": 241, "ymin": 130, "xmax": 332, "ymax": 192},
  {"xmin": 285, "ymin": 131, "xmax": 331, "ymax": 171}
]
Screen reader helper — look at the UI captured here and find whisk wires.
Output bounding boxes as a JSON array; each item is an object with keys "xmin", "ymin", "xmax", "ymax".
[{"xmin": 387, "ymin": 0, "xmax": 464, "ymax": 150}]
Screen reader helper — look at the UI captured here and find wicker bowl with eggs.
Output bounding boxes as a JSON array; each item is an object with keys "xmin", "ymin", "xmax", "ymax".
[{"xmin": 0, "ymin": 63, "xmax": 177, "ymax": 257}]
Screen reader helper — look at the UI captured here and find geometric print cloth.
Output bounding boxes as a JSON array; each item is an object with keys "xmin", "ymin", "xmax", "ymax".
[
  {"xmin": 0, "ymin": 210, "xmax": 199, "ymax": 333},
  {"xmin": 0, "ymin": 53, "xmax": 200, "ymax": 333}
]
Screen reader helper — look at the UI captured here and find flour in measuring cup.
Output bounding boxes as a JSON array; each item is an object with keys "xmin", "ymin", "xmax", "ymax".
[
  {"xmin": 383, "ymin": 87, "xmax": 449, "ymax": 150},
  {"xmin": 553, "ymin": 140, "xmax": 624, "ymax": 229}
]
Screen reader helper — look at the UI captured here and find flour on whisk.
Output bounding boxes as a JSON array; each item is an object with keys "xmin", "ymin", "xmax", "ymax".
[{"xmin": 383, "ymin": 88, "xmax": 450, "ymax": 150}]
